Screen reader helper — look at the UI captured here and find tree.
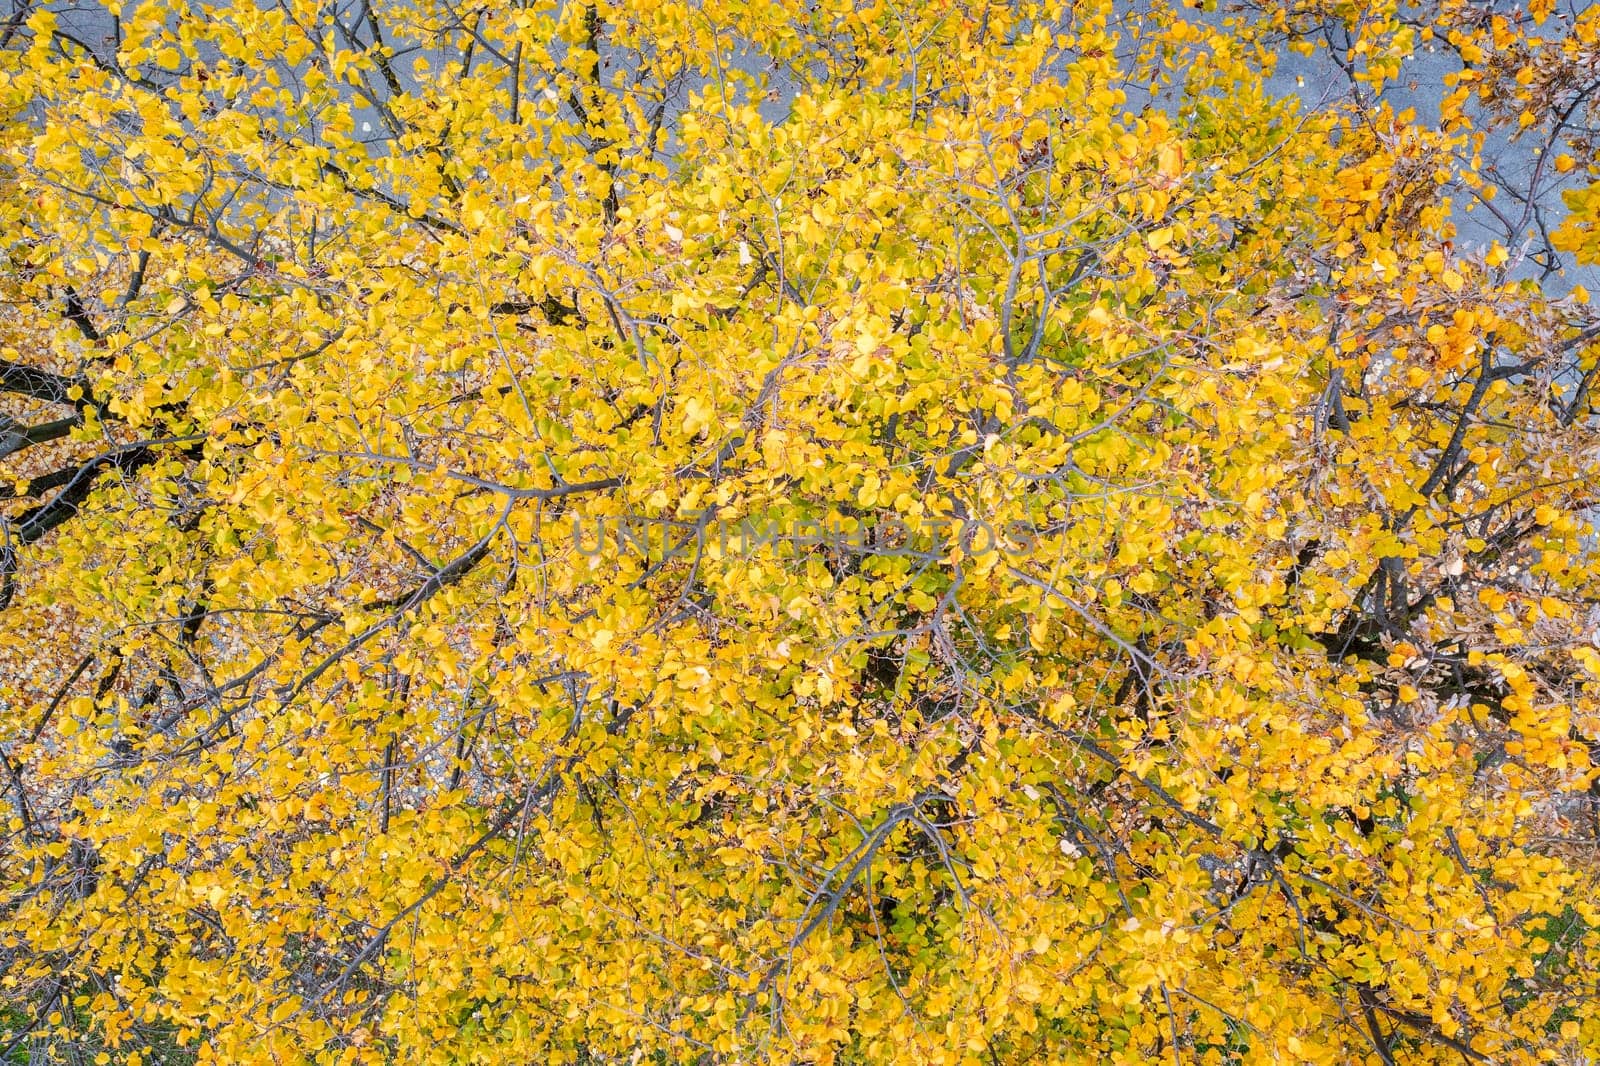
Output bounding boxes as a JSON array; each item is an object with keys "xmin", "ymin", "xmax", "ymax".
[{"xmin": 2, "ymin": 0, "xmax": 1599, "ymax": 1062}]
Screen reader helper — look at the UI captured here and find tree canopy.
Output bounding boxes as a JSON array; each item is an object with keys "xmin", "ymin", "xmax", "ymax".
[{"xmin": 3, "ymin": 0, "xmax": 1600, "ymax": 1062}]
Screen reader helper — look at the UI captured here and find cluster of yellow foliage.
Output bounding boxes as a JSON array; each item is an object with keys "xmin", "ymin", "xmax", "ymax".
[{"xmin": 3, "ymin": 0, "xmax": 1600, "ymax": 1062}]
